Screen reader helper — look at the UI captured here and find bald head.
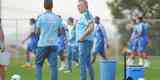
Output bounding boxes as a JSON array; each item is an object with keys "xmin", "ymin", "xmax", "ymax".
[
  {"xmin": 44, "ymin": 0, "xmax": 53, "ymax": 10},
  {"xmin": 77, "ymin": 0, "xmax": 88, "ymax": 13}
]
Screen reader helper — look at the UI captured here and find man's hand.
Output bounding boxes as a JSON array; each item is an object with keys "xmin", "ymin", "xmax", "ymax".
[
  {"xmin": 1, "ymin": 47, "xmax": 5, "ymax": 53},
  {"xmin": 82, "ymin": 21, "xmax": 94, "ymax": 39},
  {"xmin": 22, "ymin": 40, "xmax": 25, "ymax": 44},
  {"xmin": 79, "ymin": 36, "xmax": 85, "ymax": 42},
  {"xmin": 106, "ymin": 43, "xmax": 110, "ymax": 48},
  {"xmin": 121, "ymin": 47, "xmax": 132, "ymax": 55},
  {"xmin": 91, "ymin": 56, "xmax": 96, "ymax": 64}
]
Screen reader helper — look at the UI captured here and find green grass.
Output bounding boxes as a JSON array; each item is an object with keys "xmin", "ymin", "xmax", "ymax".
[{"xmin": 5, "ymin": 49, "xmax": 160, "ymax": 80}]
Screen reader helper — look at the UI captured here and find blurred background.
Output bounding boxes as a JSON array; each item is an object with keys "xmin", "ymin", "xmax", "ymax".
[{"xmin": 1, "ymin": 0, "xmax": 160, "ymax": 80}]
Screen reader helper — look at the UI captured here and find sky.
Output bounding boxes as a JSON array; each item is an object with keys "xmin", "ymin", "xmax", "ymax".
[
  {"xmin": 1, "ymin": 0, "xmax": 118, "ymax": 42},
  {"xmin": 1, "ymin": 0, "xmax": 116, "ymax": 36},
  {"xmin": 1, "ymin": 0, "xmax": 120, "ymax": 56},
  {"xmin": 1, "ymin": 0, "xmax": 113, "ymax": 20}
]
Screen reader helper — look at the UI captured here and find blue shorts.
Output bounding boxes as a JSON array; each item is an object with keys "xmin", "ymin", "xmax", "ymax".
[
  {"xmin": 57, "ymin": 45, "xmax": 67, "ymax": 56},
  {"xmin": 72, "ymin": 46, "xmax": 79, "ymax": 61},
  {"xmin": 35, "ymin": 46, "xmax": 58, "ymax": 66},
  {"xmin": 27, "ymin": 42, "xmax": 37, "ymax": 53},
  {"xmin": 93, "ymin": 40, "xmax": 105, "ymax": 56},
  {"xmin": 67, "ymin": 46, "xmax": 79, "ymax": 61},
  {"xmin": 137, "ymin": 38, "xmax": 148, "ymax": 52},
  {"xmin": 58, "ymin": 49, "xmax": 66, "ymax": 55},
  {"xmin": 128, "ymin": 39, "xmax": 139, "ymax": 52}
]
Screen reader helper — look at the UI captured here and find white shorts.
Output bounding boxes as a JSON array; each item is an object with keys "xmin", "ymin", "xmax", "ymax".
[{"xmin": 0, "ymin": 51, "xmax": 11, "ymax": 66}]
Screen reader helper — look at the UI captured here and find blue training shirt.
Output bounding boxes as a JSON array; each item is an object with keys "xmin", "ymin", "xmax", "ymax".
[
  {"xmin": 36, "ymin": 11, "xmax": 62, "ymax": 47},
  {"xmin": 76, "ymin": 10, "xmax": 94, "ymax": 42},
  {"xmin": 94, "ymin": 24, "xmax": 107, "ymax": 42}
]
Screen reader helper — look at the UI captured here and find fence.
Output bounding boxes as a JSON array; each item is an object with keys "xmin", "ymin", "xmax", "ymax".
[{"xmin": 1, "ymin": 18, "xmax": 160, "ymax": 57}]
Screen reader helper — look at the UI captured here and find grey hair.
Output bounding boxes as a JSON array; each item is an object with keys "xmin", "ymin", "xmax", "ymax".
[{"xmin": 79, "ymin": 0, "xmax": 88, "ymax": 8}]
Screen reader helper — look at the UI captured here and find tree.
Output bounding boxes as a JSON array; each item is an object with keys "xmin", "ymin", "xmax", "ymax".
[
  {"xmin": 107, "ymin": 0, "xmax": 160, "ymax": 55},
  {"xmin": 107, "ymin": 0, "xmax": 160, "ymax": 19}
]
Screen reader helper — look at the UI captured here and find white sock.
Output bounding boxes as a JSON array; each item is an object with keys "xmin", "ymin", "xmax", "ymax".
[
  {"xmin": 74, "ymin": 62, "xmax": 79, "ymax": 66},
  {"xmin": 59, "ymin": 62, "xmax": 65, "ymax": 71},
  {"xmin": 127, "ymin": 58, "xmax": 133, "ymax": 65},
  {"xmin": 144, "ymin": 59, "xmax": 150, "ymax": 68},
  {"xmin": 61, "ymin": 62, "xmax": 65, "ymax": 68},
  {"xmin": 139, "ymin": 58, "xmax": 144, "ymax": 65}
]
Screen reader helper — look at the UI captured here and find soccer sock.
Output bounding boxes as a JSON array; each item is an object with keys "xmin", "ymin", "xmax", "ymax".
[
  {"xmin": 127, "ymin": 57, "xmax": 133, "ymax": 65},
  {"xmin": 61, "ymin": 61, "xmax": 65, "ymax": 68},
  {"xmin": 144, "ymin": 59, "xmax": 150, "ymax": 67},
  {"xmin": 139, "ymin": 58, "xmax": 144, "ymax": 65}
]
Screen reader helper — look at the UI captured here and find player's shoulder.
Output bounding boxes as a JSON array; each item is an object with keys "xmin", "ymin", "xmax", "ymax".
[
  {"xmin": 96, "ymin": 23, "xmax": 104, "ymax": 28},
  {"xmin": 36, "ymin": 12, "xmax": 47, "ymax": 21},
  {"xmin": 140, "ymin": 21, "xmax": 148, "ymax": 26},
  {"xmin": 143, "ymin": 21, "xmax": 149, "ymax": 27},
  {"xmin": 37, "ymin": 12, "xmax": 59, "ymax": 19},
  {"xmin": 83, "ymin": 10, "xmax": 93, "ymax": 20},
  {"xmin": 99, "ymin": 23, "xmax": 104, "ymax": 27},
  {"xmin": 52, "ymin": 13, "xmax": 61, "ymax": 19},
  {"xmin": 37, "ymin": 12, "xmax": 47, "ymax": 18},
  {"xmin": 133, "ymin": 24, "xmax": 138, "ymax": 30}
]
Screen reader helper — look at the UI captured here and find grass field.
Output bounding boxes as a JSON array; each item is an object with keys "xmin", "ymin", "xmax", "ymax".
[{"xmin": 5, "ymin": 49, "xmax": 160, "ymax": 80}]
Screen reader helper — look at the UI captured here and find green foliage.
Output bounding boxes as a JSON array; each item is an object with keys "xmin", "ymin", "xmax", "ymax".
[
  {"xmin": 107, "ymin": 0, "xmax": 160, "ymax": 18},
  {"xmin": 107, "ymin": 0, "xmax": 160, "ymax": 56}
]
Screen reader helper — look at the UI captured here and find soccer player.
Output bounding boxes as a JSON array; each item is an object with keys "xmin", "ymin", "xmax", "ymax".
[
  {"xmin": 64, "ymin": 17, "xmax": 79, "ymax": 73},
  {"xmin": 76, "ymin": 0, "xmax": 95, "ymax": 80},
  {"xmin": 35, "ymin": 0, "xmax": 62, "ymax": 80},
  {"xmin": 135, "ymin": 16, "xmax": 149, "ymax": 66},
  {"xmin": 127, "ymin": 15, "xmax": 149, "ymax": 66},
  {"xmin": 57, "ymin": 16, "xmax": 68, "ymax": 71},
  {"xmin": 125, "ymin": 19, "xmax": 137, "ymax": 65},
  {"xmin": 0, "ymin": 18, "xmax": 5, "ymax": 80},
  {"xmin": 91, "ymin": 16, "xmax": 109, "ymax": 64},
  {"xmin": 21, "ymin": 18, "xmax": 39, "ymax": 68}
]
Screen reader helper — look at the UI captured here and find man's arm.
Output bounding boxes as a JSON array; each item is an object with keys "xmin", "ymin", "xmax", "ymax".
[
  {"xmin": 130, "ymin": 24, "xmax": 143, "ymax": 41},
  {"xmin": 35, "ymin": 16, "xmax": 41, "ymax": 38},
  {"xmin": 0, "ymin": 25, "xmax": 5, "ymax": 52},
  {"xmin": 79, "ymin": 21, "xmax": 94, "ymax": 42},
  {"xmin": 0, "ymin": 26, "xmax": 4, "ymax": 42},
  {"xmin": 136, "ymin": 23, "xmax": 143, "ymax": 38},
  {"xmin": 22, "ymin": 32, "xmax": 33, "ymax": 43},
  {"xmin": 101, "ymin": 25, "xmax": 107, "ymax": 41},
  {"xmin": 101, "ymin": 25, "xmax": 109, "ymax": 48}
]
